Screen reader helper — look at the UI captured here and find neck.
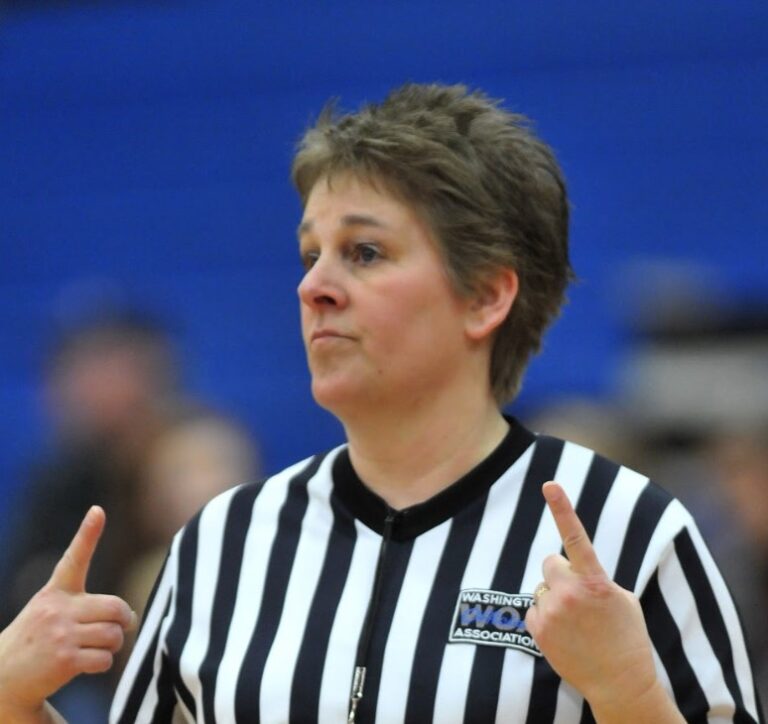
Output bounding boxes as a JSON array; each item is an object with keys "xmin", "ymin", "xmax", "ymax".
[{"xmin": 341, "ymin": 391, "xmax": 509, "ymax": 510}]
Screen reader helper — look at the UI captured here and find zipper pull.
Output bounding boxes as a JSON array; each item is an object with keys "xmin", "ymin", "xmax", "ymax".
[
  {"xmin": 382, "ymin": 511, "xmax": 395, "ymax": 545},
  {"xmin": 347, "ymin": 665, "xmax": 367, "ymax": 723}
]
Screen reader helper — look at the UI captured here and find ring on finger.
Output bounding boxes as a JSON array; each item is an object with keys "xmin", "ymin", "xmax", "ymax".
[{"xmin": 533, "ymin": 581, "xmax": 550, "ymax": 605}]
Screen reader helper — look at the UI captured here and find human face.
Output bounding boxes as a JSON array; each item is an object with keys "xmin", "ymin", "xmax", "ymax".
[{"xmin": 297, "ymin": 174, "xmax": 477, "ymax": 418}]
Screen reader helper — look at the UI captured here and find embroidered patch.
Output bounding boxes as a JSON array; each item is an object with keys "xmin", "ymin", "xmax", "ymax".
[{"xmin": 448, "ymin": 588, "xmax": 541, "ymax": 656}]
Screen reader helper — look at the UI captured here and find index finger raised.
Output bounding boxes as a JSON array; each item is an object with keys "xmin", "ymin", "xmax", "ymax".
[
  {"xmin": 49, "ymin": 505, "xmax": 106, "ymax": 593},
  {"xmin": 542, "ymin": 481, "xmax": 604, "ymax": 576}
]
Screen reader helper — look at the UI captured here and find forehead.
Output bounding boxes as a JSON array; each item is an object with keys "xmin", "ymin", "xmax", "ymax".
[{"xmin": 300, "ymin": 173, "xmax": 424, "ymax": 229}]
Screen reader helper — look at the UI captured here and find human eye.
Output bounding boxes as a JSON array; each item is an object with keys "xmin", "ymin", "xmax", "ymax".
[
  {"xmin": 349, "ymin": 242, "xmax": 383, "ymax": 266},
  {"xmin": 300, "ymin": 248, "xmax": 320, "ymax": 271}
]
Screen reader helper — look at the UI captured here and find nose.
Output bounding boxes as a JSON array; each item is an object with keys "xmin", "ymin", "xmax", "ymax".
[{"xmin": 297, "ymin": 255, "xmax": 349, "ymax": 311}]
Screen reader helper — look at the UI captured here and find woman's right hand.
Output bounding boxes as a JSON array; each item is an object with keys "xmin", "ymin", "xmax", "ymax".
[{"xmin": 0, "ymin": 506, "xmax": 136, "ymax": 720}]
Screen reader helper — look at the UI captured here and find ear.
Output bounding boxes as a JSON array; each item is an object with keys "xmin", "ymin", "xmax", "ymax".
[{"xmin": 464, "ymin": 268, "xmax": 518, "ymax": 342}]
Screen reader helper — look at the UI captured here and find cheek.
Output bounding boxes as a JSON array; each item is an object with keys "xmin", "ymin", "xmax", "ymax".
[{"xmin": 368, "ymin": 287, "xmax": 456, "ymax": 345}]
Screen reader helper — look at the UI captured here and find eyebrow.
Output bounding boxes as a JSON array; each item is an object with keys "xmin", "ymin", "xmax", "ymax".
[{"xmin": 297, "ymin": 214, "xmax": 390, "ymax": 237}]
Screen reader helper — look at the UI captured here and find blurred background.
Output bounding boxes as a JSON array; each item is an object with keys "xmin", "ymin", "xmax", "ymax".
[{"xmin": 1, "ymin": 0, "xmax": 766, "ymax": 718}]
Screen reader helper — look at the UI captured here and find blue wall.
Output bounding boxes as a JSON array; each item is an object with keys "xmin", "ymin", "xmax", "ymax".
[{"xmin": 1, "ymin": 1, "xmax": 766, "ymax": 508}]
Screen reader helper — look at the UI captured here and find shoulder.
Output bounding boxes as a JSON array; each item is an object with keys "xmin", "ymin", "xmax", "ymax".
[
  {"xmin": 173, "ymin": 446, "xmax": 346, "ymax": 542},
  {"xmin": 531, "ymin": 432, "xmax": 699, "ymax": 587},
  {"xmin": 533, "ymin": 431, "xmax": 685, "ymax": 519}
]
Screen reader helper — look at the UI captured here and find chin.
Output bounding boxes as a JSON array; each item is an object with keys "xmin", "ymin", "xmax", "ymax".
[{"xmin": 310, "ymin": 376, "xmax": 374, "ymax": 416}]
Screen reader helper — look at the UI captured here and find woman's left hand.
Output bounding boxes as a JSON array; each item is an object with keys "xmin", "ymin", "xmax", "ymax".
[{"xmin": 525, "ymin": 482, "xmax": 682, "ymax": 723}]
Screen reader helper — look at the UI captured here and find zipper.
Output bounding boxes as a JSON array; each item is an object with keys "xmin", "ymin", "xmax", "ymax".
[{"xmin": 347, "ymin": 509, "xmax": 396, "ymax": 723}]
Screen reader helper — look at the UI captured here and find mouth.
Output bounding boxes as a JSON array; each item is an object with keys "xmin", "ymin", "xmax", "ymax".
[{"xmin": 311, "ymin": 329, "xmax": 352, "ymax": 343}]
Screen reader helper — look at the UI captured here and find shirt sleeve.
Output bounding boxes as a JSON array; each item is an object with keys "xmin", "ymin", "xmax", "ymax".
[
  {"xmin": 110, "ymin": 534, "xmax": 182, "ymax": 723},
  {"xmin": 639, "ymin": 502, "xmax": 764, "ymax": 723}
]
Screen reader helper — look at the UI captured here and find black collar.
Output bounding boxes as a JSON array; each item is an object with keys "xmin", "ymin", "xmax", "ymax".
[{"xmin": 331, "ymin": 417, "xmax": 536, "ymax": 541}]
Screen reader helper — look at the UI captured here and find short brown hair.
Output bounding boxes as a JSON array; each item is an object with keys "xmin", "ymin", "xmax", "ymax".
[{"xmin": 292, "ymin": 83, "xmax": 574, "ymax": 404}]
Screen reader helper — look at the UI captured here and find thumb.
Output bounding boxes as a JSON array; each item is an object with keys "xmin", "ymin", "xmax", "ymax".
[{"xmin": 49, "ymin": 505, "xmax": 106, "ymax": 593}]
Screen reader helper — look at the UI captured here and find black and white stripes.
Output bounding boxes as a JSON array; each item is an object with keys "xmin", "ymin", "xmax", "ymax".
[{"xmin": 111, "ymin": 420, "xmax": 763, "ymax": 723}]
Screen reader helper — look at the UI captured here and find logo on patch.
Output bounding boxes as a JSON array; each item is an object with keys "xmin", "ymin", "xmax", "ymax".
[{"xmin": 448, "ymin": 588, "xmax": 541, "ymax": 656}]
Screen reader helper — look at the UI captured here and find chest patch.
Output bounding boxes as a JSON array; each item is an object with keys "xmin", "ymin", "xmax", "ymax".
[{"xmin": 448, "ymin": 588, "xmax": 542, "ymax": 656}]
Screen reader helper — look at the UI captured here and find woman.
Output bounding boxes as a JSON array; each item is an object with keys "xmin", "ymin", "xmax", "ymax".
[{"xmin": 0, "ymin": 84, "xmax": 762, "ymax": 723}]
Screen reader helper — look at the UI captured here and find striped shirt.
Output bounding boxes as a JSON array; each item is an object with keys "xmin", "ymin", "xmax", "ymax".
[{"xmin": 111, "ymin": 419, "xmax": 764, "ymax": 723}]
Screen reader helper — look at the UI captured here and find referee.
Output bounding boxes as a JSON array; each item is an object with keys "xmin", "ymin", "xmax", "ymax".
[{"xmin": 0, "ymin": 83, "xmax": 763, "ymax": 723}]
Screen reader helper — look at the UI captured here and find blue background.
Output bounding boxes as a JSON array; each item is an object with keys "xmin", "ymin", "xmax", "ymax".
[{"xmin": 1, "ymin": 1, "xmax": 766, "ymax": 516}]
